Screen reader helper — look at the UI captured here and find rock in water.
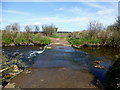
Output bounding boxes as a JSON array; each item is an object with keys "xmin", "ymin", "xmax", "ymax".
[
  {"xmin": 93, "ymin": 61, "xmax": 102, "ymax": 64},
  {"xmin": 13, "ymin": 65, "xmax": 19, "ymax": 72},
  {"xmin": 94, "ymin": 65, "xmax": 104, "ymax": 69},
  {"xmin": 12, "ymin": 52, "xmax": 19, "ymax": 58},
  {"xmin": 47, "ymin": 46, "xmax": 52, "ymax": 49}
]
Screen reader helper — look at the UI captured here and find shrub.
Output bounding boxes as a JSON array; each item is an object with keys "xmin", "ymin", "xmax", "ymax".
[
  {"xmin": 67, "ymin": 19, "xmax": 120, "ymax": 47},
  {"xmin": 42, "ymin": 24, "xmax": 58, "ymax": 36},
  {"xmin": 14, "ymin": 33, "xmax": 29, "ymax": 44},
  {"xmin": 2, "ymin": 30, "xmax": 13, "ymax": 44},
  {"xmin": 2, "ymin": 30, "xmax": 51, "ymax": 45},
  {"xmin": 105, "ymin": 55, "xmax": 120, "ymax": 90},
  {"xmin": 31, "ymin": 34, "xmax": 51, "ymax": 44},
  {"xmin": 67, "ymin": 36, "xmax": 101, "ymax": 45},
  {"xmin": 87, "ymin": 20, "xmax": 104, "ymax": 38}
]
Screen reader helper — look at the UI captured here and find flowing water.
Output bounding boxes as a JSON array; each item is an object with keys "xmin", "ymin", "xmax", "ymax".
[{"xmin": 2, "ymin": 46, "xmax": 120, "ymax": 84}]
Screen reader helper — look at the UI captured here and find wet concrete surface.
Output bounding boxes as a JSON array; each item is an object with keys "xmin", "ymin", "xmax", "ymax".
[{"xmin": 10, "ymin": 67, "xmax": 97, "ymax": 88}]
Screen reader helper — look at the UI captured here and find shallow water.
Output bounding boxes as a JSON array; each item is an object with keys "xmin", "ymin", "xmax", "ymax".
[{"xmin": 2, "ymin": 46, "xmax": 120, "ymax": 84}]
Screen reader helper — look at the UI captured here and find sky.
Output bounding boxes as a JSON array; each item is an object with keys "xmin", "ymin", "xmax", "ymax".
[{"xmin": 1, "ymin": 2, "xmax": 118, "ymax": 32}]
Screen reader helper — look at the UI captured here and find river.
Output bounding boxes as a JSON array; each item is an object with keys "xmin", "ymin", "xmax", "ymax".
[{"xmin": 2, "ymin": 45, "xmax": 120, "ymax": 88}]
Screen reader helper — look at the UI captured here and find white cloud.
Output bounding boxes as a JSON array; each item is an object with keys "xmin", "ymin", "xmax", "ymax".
[
  {"xmin": 67, "ymin": 7, "xmax": 83, "ymax": 13},
  {"xmin": 33, "ymin": 22, "xmax": 42, "ymax": 25},
  {"xmin": 0, "ymin": 19, "xmax": 17, "ymax": 23},
  {"xmin": 20, "ymin": 22, "xmax": 42, "ymax": 27},
  {"xmin": 57, "ymin": 8, "xmax": 65, "ymax": 11},
  {"xmin": 84, "ymin": 2, "xmax": 117, "ymax": 17},
  {"xmin": 57, "ymin": 6, "xmax": 89, "ymax": 16},
  {"xmin": 84, "ymin": 2, "xmax": 106, "ymax": 9},
  {"xmin": 57, "ymin": 7, "xmax": 83, "ymax": 13},
  {"xmin": 96, "ymin": 9, "xmax": 113, "ymax": 15},
  {"xmin": 20, "ymin": 24, "xmax": 30, "ymax": 26},
  {"xmin": 2, "ymin": 9, "xmax": 31, "ymax": 15}
]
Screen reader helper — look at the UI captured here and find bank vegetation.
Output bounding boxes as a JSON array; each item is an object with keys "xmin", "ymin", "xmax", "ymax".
[
  {"xmin": 1, "ymin": 24, "xmax": 60, "ymax": 46},
  {"xmin": 67, "ymin": 18, "xmax": 120, "ymax": 48}
]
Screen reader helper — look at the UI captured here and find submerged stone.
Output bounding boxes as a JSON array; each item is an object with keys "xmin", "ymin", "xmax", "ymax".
[{"xmin": 94, "ymin": 65, "xmax": 104, "ymax": 69}]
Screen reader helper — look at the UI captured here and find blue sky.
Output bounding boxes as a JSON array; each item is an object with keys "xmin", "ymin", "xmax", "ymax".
[{"xmin": 1, "ymin": 2, "xmax": 118, "ymax": 32}]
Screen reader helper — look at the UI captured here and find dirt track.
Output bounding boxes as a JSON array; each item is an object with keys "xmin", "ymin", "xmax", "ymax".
[{"xmin": 49, "ymin": 38, "xmax": 71, "ymax": 47}]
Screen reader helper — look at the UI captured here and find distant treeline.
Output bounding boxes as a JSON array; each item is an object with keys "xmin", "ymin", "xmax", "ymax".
[
  {"xmin": 21, "ymin": 31, "xmax": 71, "ymax": 33},
  {"xmin": 1, "ymin": 24, "xmax": 61, "ymax": 46}
]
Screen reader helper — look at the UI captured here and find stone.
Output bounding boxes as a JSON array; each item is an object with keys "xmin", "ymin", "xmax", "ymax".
[
  {"xmin": 0, "ymin": 85, "xmax": 3, "ymax": 90},
  {"xmin": 94, "ymin": 65, "xmax": 104, "ymax": 69},
  {"xmin": 4, "ymin": 83, "xmax": 15, "ymax": 88},
  {"xmin": 10, "ymin": 43, "xmax": 15, "ymax": 46},
  {"xmin": 93, "ymin": 61, "xmax": 102, "ymax": 64},
  {"xmin": 41, "ymin": 79, "xmax": 44, "ymax": 82},
  {"xmin": 56, "ymin": 38, "xmax": 60, "ymax": 40},
  {"xmin": 23, "ymin": 70, "xmax": 31, "ymax": 74},
  {"xmin": 47, "ymin": 46, "xmax": 52, "ymax": 49},
  {"xmin": 73, "ymin": 45, "xmax": 80, "ymax": 48},
  {"xmin": 13, "ymin": 65, "xmax": 19, "ymax": 72}
]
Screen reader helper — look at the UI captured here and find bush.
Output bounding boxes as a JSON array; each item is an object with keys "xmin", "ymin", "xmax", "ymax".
[
  {"xmin": 105, "ymin": 55, "xmax": 120, "ymax": 90},
  {"xmin": 67, "ymin": 31, "xmax": 101, "ymax": 46},
  {"xmin": 87, "ymin": 20, "xmax": 104, "ymax": 38},
  {"xmin": 31, "ymin": 34, "xmax": 51, "ymax": 44},
  {"xmin": 42, "ymin": 24, "xmax": 58, "ymax": 36},
  {"xmin": 2, "ymin": 30, "xmax": 13, "ymax": 44},
  {"xmin": 67, "ymin": 19, "xmax": 120, "ymax": 47},
  {"xmin": 67, "ymin": 37, "xmax": 101, "ymax": 45},
  {"xmin": 14, "ymin": 33, "xmax": 29, "ymax": 44},
  {"xmin": 2, "ymin": 30, "xmax": 51, "ymax": 45}
]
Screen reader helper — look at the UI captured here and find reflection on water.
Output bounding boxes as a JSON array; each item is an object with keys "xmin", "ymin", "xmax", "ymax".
[
  {"xmin": 3, "ymin": 46, "xmax": 120, "ymax": 84},
  {"xmin": 77, "ymin": 47, "xmax": 120, "ymax": 59}
]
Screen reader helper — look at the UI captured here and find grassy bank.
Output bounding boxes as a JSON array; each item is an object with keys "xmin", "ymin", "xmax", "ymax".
[
  {"xmin": 2, "ymin": 30, "xmax": 51, "ymax": 46},
  {"xmin": 67, "ymin": 36, "xmax": 101, "ymax": 46},
  {"xmin": 67, "ymin": 20, "xmax": 120, "ymax": 48}
]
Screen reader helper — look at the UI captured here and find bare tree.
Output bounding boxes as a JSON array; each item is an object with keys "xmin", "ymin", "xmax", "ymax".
[
  {"xmin": 11, "ymin": 23, "xmax": 20, "ymax": 32},
  {"xmin": 5, "ymin": 25, "xmax": 12, "ymax": 31},
  {"xmin": 34, "ymin": 25, "xmax": 40, "ymax": 32},
  {"xmin": 107, "ymin": 17, "xmax": 120, "ymax": 32},
  {"xmin": 24, "ymin": 25, "xmax": 33, "ymax": 40},
  {"xmin": 114, "ymin": 17, "xmax": 120, "ymax": 31},
  {"xmin": 88, "ymin": 20, "xmax": 104, "ymax": 38},
  {"xmin": 25, "ymin": 25, "xmax": 32, "ymax": 33},
  {"xmin": 107, "ymin": 25, "xmax": 117, "ymax": 32},
  {"xmin": 42, "ymin": 24, "xmax": 58, "ymax": 36},
  {"xmin": 88, "ymin": 20, "xmax": 103, "ymax": 31}
]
